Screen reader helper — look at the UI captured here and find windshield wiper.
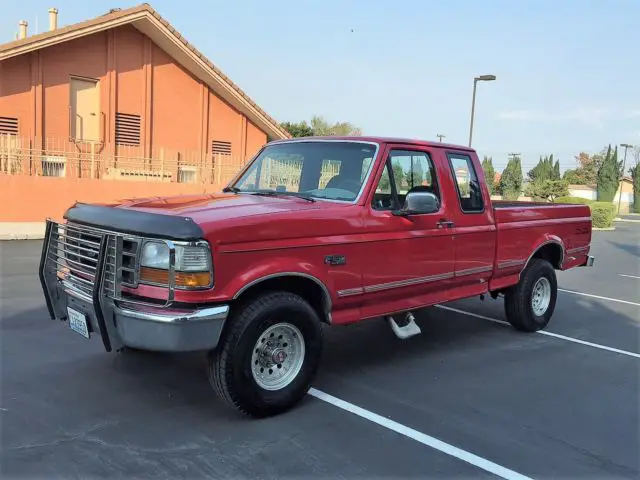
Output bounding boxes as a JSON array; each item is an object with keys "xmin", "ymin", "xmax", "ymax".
[
  {"xmin": 251, "ymin": 191, "xmax": 316, "ymax": 202},
  {"xmin": 222, "ymin": 186, "xmax": 241, "ymax": 193}
]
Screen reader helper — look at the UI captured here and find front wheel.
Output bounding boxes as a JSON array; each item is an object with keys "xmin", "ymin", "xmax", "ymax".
[
  {"xmin": 208, "ymin": 291, "xmax": 323, "ymax": 418},
  {"xmin": 504, "ymin": 258, "xmax": 557, "ymax": 332}
]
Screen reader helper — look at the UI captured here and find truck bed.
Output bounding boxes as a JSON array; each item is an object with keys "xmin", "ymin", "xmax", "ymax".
[{"xmin": 492, "ymin": 201, "xmax": 592, "ymax": 272}]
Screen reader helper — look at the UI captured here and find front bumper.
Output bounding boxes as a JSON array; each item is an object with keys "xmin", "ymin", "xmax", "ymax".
[{"xmin": 39, "ymin": 220, "xmax": 229, "ymax": 353}]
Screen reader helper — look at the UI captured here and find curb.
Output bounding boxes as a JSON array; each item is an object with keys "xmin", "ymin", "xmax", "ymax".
[
  {"xmin": 0, "ymin": 223, "xmax": 46, "ymax": 241},
  {"xmin": 593, "ymin": 227, "xmax": 615, "ymax": 231},
  {"xmin": 614, "ymin": 218, "xmax": 640, "ymax": 223},
  {"xmin": 0, "ymin": 233, "xmax": 46, "ymax": 240}
]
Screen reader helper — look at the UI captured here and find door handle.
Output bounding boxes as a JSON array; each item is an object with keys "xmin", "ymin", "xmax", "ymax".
[{"xmin": 437, "ymin": 219, "xmax": 455, "ymax": 228}]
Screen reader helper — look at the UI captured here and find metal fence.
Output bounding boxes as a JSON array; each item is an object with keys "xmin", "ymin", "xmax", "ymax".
[{"xmin": 0, "ymin": 134, "xmax": 247, "ymax": 186}]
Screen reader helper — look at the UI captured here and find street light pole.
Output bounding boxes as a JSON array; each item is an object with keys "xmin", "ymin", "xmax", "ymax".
[
  {"xmin": 618, "ymin": 143, "xmax": 634, "ymax": 214},
  {"xmin": 468, "ymin": 74, "xmax": 496, "ymax": 147},
  {"xmin": 436, "ymin": 134, "xmax": 446, "ymax": 142}
]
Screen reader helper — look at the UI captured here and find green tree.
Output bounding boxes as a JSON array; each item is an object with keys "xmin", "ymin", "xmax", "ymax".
[
  {"xmin": 527, "ymin": 180, "xmax": 569, "ymax": 202},
  {"xmin": 406, "ymin": 158, "xmax": 425, "ymax": 186},
  {"xmin": 281, "ymin": 116, "xmax": 362, "ymax": 138},
  {"xmin": 280, "ymin": 121, "xmax": 314, "ymax": 138},
  {"xmin": 526, "ymin": 154, "xmax": 564, "ymax": 198},
  {"xmin": 553, "ymin": 160, "xmax": 561, "ymax": 180},
  {"xmin": 481, "ymin": 156, "xmax": 496, "ymax": 194},
  {"xmin": 310, "ymin": 116, "xmax": 362, "ymax": 136},
  {"xmin": 499, "ymin": 156, "xmax": 523, "ymax": 200},
  {"xmin": 562, "ymin": 169, "xmax": 580, "ymax": 184},
  {"xmin": 597, "ymin": 144, "xmax": 621, "ymax": 201},
  {"xmin": 565, "ymin": 150, "xmax": 607, "ymax": 185},
  {"xmin": 527, "ymin": 154, "xmax": 557, "ymax": 183}
]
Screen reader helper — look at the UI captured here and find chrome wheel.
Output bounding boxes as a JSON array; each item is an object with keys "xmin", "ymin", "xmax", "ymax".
[
  {"xmin": 251, "ymin": 322, "xmax": 305, "ymax": 391},
  {"xmin": 531, "ymin": 277, "xmax": 551, "ymax": 316}
]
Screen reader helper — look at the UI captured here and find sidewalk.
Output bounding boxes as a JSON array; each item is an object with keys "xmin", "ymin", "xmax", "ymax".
[{"xmin": 0, "ymin": 223, "xmax": 46, "ymax": 240}]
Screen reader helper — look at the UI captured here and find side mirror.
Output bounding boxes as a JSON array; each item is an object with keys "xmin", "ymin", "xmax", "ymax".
[{"xmin": 393, "ymin": 191, "xmax": 440, "ymax": 216}]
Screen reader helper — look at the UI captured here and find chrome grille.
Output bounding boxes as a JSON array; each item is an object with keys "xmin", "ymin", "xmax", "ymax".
[{"xmin": 47, "ymin": 222, "xmax": 141, "ymax": 300}]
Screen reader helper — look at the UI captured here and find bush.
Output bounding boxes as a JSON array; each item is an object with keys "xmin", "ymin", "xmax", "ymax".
[
  {"xmin": 554, "ymin": 196, "xmax": 593, "ymax": 205},
  {"xmin": 590, "ymin": 202, "xmax": 616, "ymax": 228},
  {"xmin": 554, "ymin": 196, "xmax": 615, "ymax": 227}
]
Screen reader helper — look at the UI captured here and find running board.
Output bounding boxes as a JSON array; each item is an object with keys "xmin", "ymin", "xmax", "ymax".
[{"xmin": 387, "ymin": 312, "xmax": 422, "ymax": 339}]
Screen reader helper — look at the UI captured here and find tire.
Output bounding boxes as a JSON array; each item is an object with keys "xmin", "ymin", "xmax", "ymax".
[
  {"xmin": 504, "ymin": 258, "xmax": 557, "ymax": 332},
  {"xmin": 208, "ymin": 291, "xmax": 323, "ymax": 418}
]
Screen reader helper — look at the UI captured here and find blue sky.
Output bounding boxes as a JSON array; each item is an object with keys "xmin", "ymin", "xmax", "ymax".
[{"xmin": 2, "ymin": 0, "xmax": 639, "ymax": 172}]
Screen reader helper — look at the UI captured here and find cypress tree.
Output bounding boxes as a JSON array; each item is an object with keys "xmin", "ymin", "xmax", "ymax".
[
  {"xmin": 500, "ymin": 156, "xmax": 523, "ymax": 200},
  {"xmin": 553, "ymin": 159, "xmax": 561, "ymax": 180},
  {"xmin": 631, "ymin": 161, "xmax": 640, "ymax": 213},
  {"xmin": 597, "ymin": 144, "xmax": 618, "ymax": 201},
  {"xmin": 481, "ymin": 156, "xmax": 496, "ymax": 195}
]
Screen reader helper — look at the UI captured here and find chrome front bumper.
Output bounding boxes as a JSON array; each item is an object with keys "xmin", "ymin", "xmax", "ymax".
[
  {"xmin": 47, "ymin": 282, "xmax": 230, "ymax": 352},
  {"xmin": 114, "ymin": 302, "xmax": 229, "ymax": 351},
  {"xmin": 39, "ymin": 220, "xmax": 229, "ymax": 352}
]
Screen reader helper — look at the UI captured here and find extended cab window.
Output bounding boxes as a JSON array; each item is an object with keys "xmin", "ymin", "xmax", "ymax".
[
  {"xmin": 447, "ymin": 153, "xmax": 483, "ymax": 212},
  {"xmin": 372, "ymin": 149, "xmax": 439, "ymax": 210}
]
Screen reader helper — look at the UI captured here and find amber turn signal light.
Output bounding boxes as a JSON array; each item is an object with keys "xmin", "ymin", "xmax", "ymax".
[{"xmin": 140, "ymin": 266, "xmax": 211, "ymax": 288}]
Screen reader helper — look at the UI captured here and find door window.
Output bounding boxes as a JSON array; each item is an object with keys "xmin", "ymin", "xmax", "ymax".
[{"xmin": 372, "ymin": 149, "xmax": 439, "ymax": 211}]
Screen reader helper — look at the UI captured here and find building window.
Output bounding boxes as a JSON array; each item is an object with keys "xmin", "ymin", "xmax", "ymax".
[
  {"xmin": 0, "ymin": 116, "xmax": 18, "ymax": 135},
  {"xmin": 0, "ymin": 118, "xmax": 20, "ymax": 174},
  {"xmin": 41, "ymin": 156, "xmax": 67, "ymax": 177},
  {"xmin": 178, "ymin": 166, "xmax": 198, "ymax": 184},
  {"xmin": 211, "ymin": 140, "xmax": 232, "ymax": 156},
  {"xmin": 115, "ymin": 113, "xmax": 141, "ymax": 146}
]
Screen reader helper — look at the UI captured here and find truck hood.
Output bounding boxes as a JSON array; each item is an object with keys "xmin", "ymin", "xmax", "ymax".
[
  {"xmin": 103, "ymin": 192, "xmax": 330, "ymax": 222},
  {"xmin": 65, "ymin": 193, "xmax": 353, "ymax": 243}
]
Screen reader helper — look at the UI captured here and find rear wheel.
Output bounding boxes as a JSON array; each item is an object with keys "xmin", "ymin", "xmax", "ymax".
[
  {"xmin": 504, "ymin": 258, "xmax": 557, "ymax": 332},
  {"xmin": 208, "ymin": 291, "xmax": 323, "ymax": 417}
]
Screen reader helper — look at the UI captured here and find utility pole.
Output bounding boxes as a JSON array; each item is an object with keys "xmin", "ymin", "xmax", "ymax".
[
  {"xmin": 508, "ymin": 152, "xmax": 521, "ymax": 161},
  {"xmin": 618, "ymin": 143, "xmax": 634, "ymax": 214},
  {"xmin": 436, "ymin": 134, "xmax": 446, "ymax": 143}
]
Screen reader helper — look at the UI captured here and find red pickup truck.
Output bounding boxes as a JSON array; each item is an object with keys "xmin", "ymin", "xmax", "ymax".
[{"xmin": 40, "ymin": 136, "xmax": 594, "ymax": 417}]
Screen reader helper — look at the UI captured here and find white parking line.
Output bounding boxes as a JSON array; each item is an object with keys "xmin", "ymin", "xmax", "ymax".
[
  {"xmin": 435, "ymin": 305, "xmax": 640, "ymax": 359},
  {"xmin": 557, "ymin": 288, "xmax": 640, "ymax": 307},
  {"xmin": 618, "ymin": 274, "xmax": 640, "ymax": 280},
  {"xmin": 308, "ymin": 388, "xmax": 532, "ymax": 480}
]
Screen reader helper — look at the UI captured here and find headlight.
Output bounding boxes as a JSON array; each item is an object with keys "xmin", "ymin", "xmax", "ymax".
[{"xmin": 139, "ymin": 241, "xmax": 212, "ymax": 289}]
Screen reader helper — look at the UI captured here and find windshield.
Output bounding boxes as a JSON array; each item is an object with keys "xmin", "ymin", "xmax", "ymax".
[{"xmin": 230, "ymin": 141, "xmax": 377, "ymax": 202}]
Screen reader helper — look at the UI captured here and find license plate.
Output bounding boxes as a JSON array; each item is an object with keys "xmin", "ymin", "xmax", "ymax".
[{"xmin": 67, "ymin": 307, "xmax": 90, "ymax": 339}]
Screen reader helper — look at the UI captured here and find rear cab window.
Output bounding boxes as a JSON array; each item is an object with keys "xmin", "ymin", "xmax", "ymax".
[{"xmin": 446, "ymin": 152, "xmax": 484, "ymax": 213}]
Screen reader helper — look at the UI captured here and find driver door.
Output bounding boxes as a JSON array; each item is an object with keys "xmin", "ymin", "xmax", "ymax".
[{"xmin": 359, "ymin": 146, "xmax": 455, "ymax": 319}]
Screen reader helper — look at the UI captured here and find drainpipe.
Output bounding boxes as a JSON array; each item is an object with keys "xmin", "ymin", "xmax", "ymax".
[
  {"xmin": 18, "ymin": 20, "xmax": 28, "ymax": 39},
  {"xmin": 49, "ymin": 8, "xmax": 58, "ymax": 31}
]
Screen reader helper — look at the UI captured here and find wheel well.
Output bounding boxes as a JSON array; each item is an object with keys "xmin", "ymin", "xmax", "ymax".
[
  {"xmin": 530, "ymin": 243, "xmax": 563, "ymax": 269},
  {"xmin": 233, "ymin": 275, "xmax": 331, "ymax": 324}
]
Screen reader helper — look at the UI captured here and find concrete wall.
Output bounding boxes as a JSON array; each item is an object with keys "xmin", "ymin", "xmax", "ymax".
[
  {"xmin": 0, "ymin": 175, "xmax": 223, "ymax": 222},
  {"xmin": 0, "ymin": 25, "xmax": 268, "ymax": 161}
]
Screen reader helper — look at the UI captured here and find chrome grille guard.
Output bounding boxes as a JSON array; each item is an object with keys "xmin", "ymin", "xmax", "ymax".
[{"xmin": 39, "ymin": 219, "xmax": 178, "ymax": 351}]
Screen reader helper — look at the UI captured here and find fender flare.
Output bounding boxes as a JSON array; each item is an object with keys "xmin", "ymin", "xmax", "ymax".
[
  {"xmin": 232, "ymin": 271, "xmax": 333, "ymax": 323},
  {"xmin": 522, "ymin": 237, "xmax": 565, "ymax": 274}
]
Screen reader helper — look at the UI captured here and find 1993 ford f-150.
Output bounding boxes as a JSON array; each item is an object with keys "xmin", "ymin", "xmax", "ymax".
[{"xmin": 39, "ymin": 136, "xmax": 594, "ymax": 417}]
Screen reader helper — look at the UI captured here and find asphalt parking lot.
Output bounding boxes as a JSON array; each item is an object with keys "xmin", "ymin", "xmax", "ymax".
[{"xmin": 1, "ymin": 222, "xmax": 639, "ymax": 479}]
